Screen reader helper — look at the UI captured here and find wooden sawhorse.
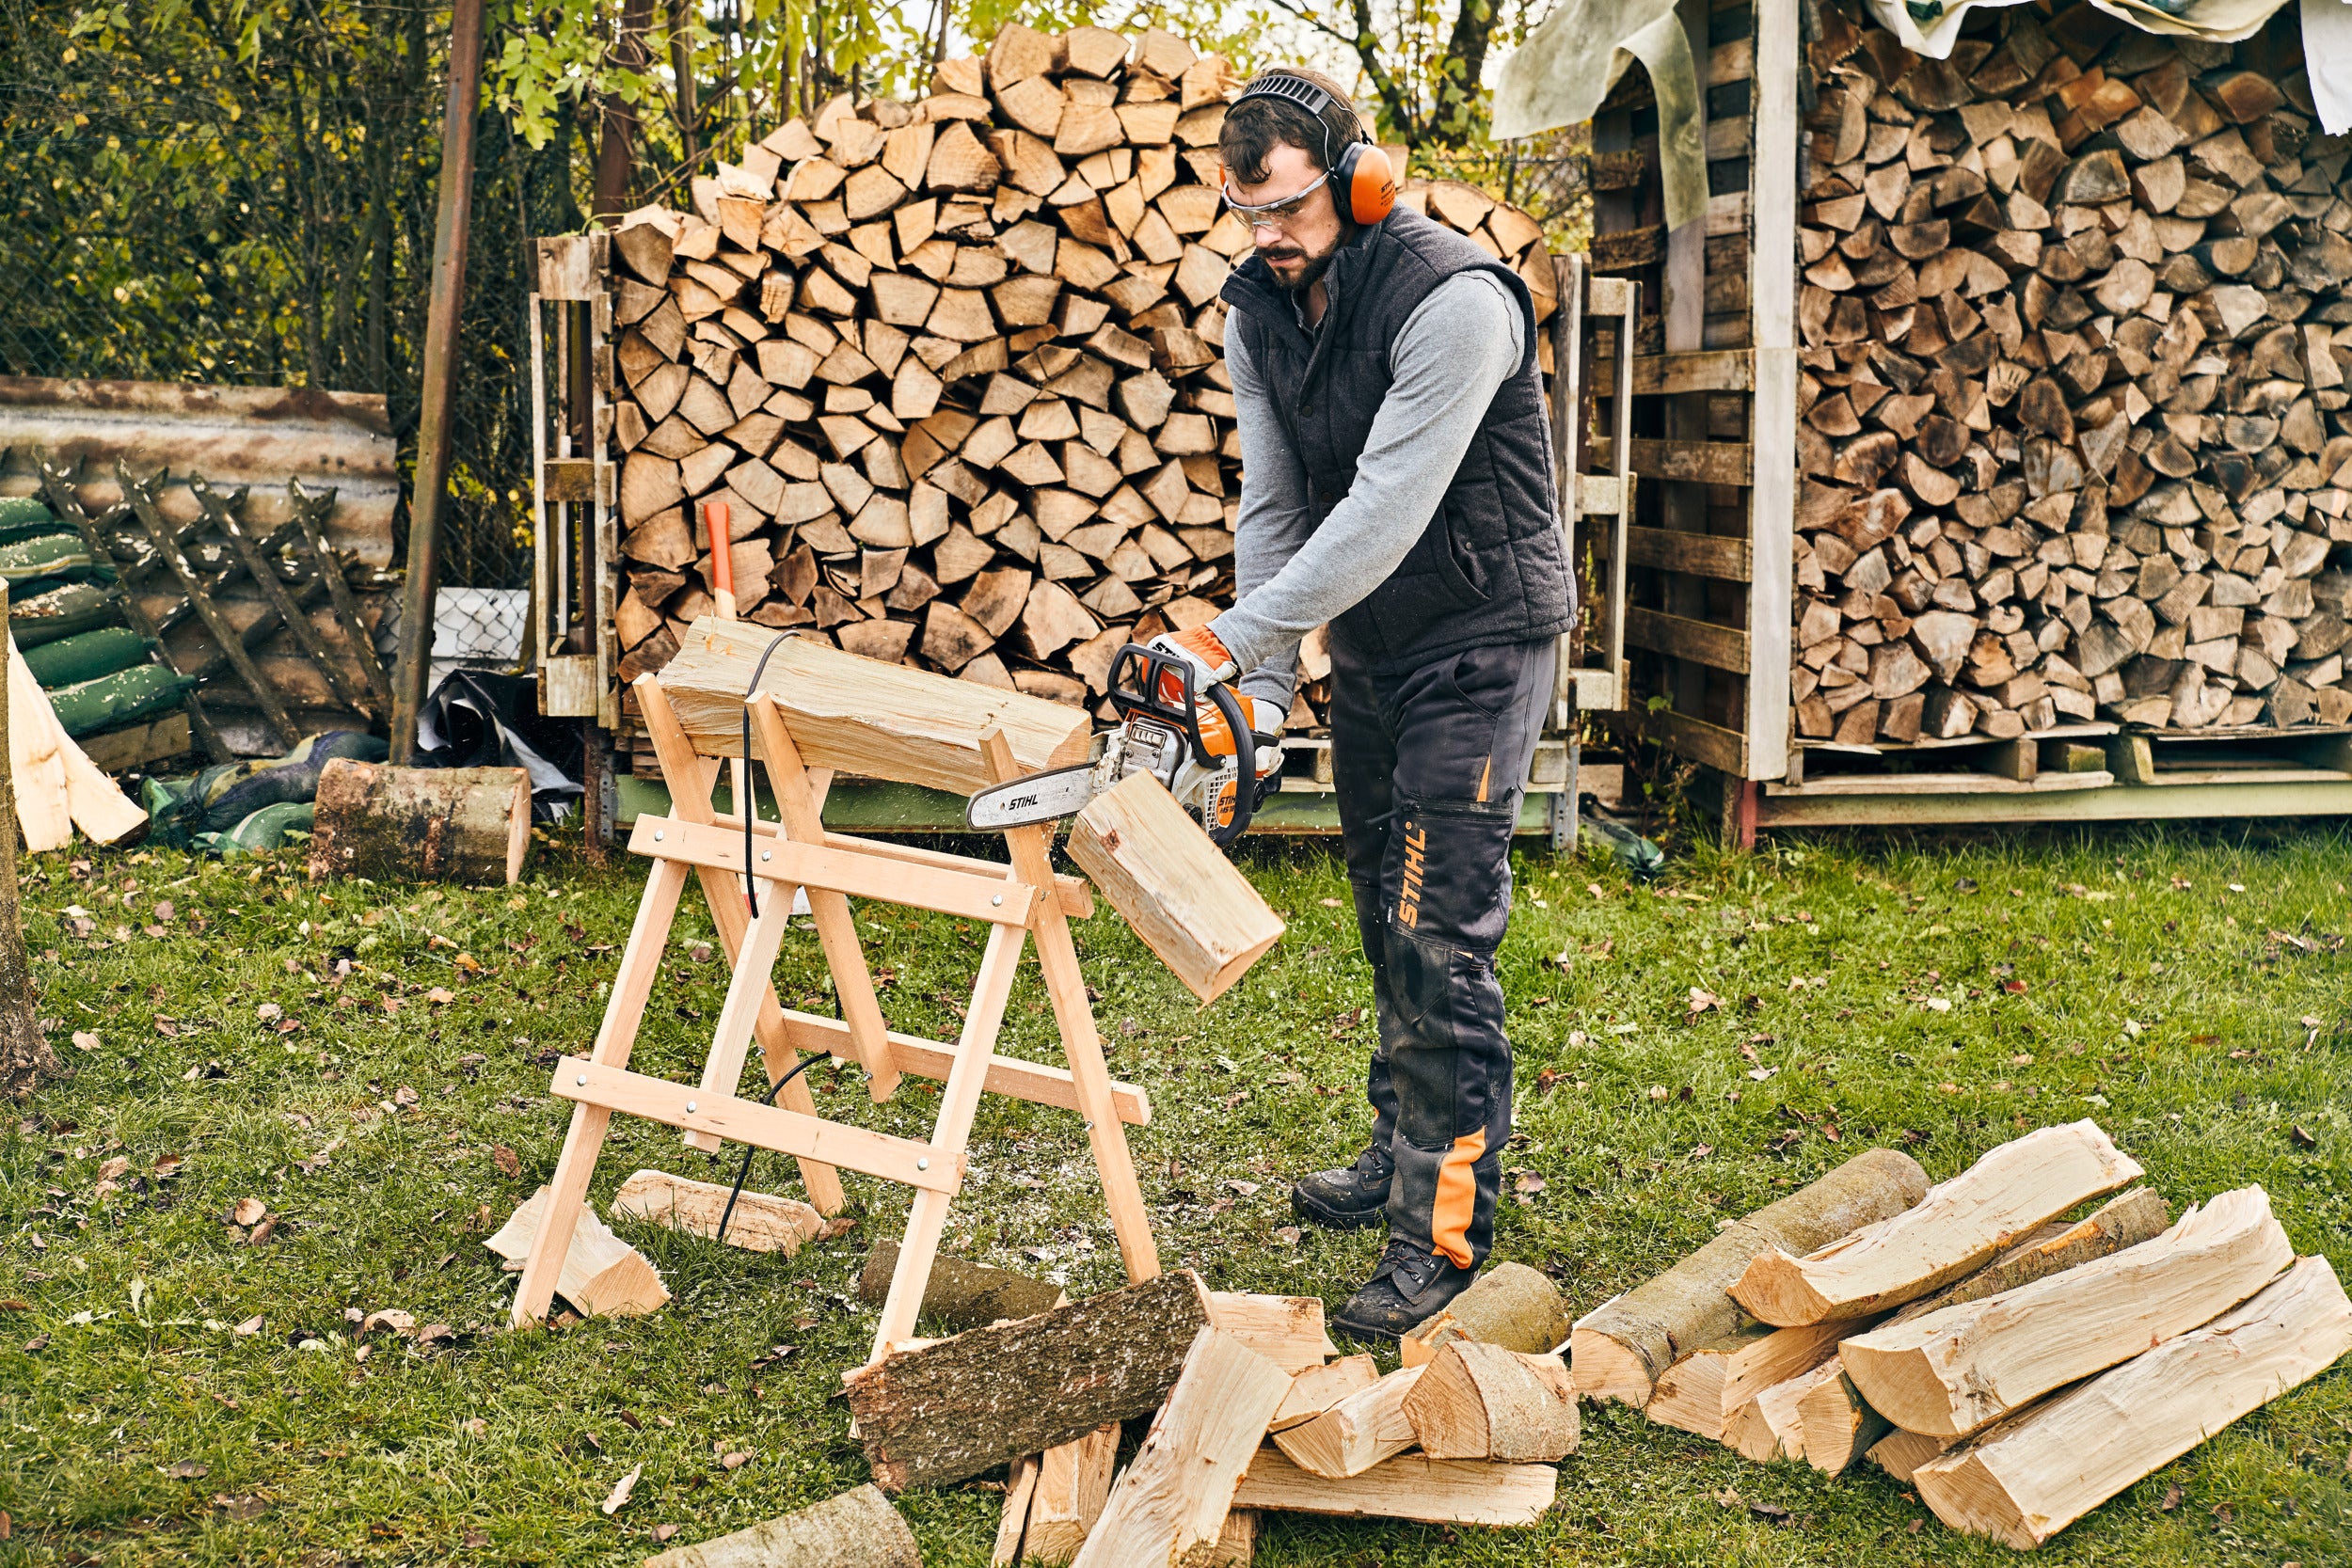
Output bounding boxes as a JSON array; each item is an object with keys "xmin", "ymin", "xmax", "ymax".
[{"xmin": 513, "ymin": 671, "xmax": 1160, "ymax": 1361}]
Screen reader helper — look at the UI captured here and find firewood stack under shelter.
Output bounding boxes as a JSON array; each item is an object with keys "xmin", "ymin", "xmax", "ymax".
[
  {"xmin": 601, "ymin": 23, "xmax": 1560, "ymax": 773},
  {"xmin": 1792, "ymin": 3, "xmax": 2352, "ymax": 747}
]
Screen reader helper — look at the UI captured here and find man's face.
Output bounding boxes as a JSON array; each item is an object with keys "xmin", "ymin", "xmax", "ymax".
[{"xmin": 1229, "ymin": 141, "xmax": 1344, "ymax": 292}]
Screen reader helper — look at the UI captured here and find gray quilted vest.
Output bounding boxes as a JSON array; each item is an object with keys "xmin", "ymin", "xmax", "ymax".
[{"xmin": 1220, "ymin": 205, "xmax": 1575, "ymax": 673}]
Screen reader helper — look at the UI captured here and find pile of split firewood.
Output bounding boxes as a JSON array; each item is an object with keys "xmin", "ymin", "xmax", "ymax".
[
  {"xmin": 1575, "ymin": 1118, "xmax": 2352, "ymax": 1547},
  {"xmin": 1796, "ymin": 4, "xmax": 2352, "ymax": 743},
  {"xmin": 604, "ymin": 22, "xmax": 1556, "ymax": 765}
]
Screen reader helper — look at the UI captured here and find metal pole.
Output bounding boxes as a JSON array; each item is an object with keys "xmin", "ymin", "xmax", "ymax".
[{"xmin": 390, "ymin": 0, "xmax": 487, "ymax": 763}]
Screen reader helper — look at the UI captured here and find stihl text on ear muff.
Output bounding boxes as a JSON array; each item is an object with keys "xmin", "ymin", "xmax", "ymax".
[{"xmin": 1232, "ymin": 71, "xmax": 1396, "ymax": 226}]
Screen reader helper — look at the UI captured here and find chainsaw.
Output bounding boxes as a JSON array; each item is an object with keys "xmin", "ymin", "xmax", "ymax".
[{"xmin": 964, "ymin": 642, "xmax": 1275, "ymax": 845}]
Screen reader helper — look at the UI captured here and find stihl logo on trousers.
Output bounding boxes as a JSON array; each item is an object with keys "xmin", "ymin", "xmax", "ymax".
[{"xmin": 1398, "ymin": 820, "xmax": 1425, "ymax": 928}]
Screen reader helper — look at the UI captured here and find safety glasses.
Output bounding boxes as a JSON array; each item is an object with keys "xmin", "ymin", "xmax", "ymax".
[{"xmin": 1221, "ymin": 170, "xmax": 1331, "ymax": 229}]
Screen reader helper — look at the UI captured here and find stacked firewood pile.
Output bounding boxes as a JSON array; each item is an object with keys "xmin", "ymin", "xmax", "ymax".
[
  {"xmin": 1574, "ymin": 1119, "xmax": 2352, "ymax": 1549},
  {"xmin": 1795, "ymin": 4, "xmax": 2352, "ymax": 744},
  {"xmin": 603, "ymin": 23, "xmax": 1557, "ymax": 770}
]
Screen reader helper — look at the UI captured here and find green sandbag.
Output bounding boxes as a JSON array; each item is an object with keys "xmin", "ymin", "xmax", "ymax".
[
  {"xmin": 0, "ymin": 531, "xmax": 95, "ymax": 584},
  {"xmin": 0, "ymin": 496, "xmax": 61, "ymax": 542},
  {"xmin": 46, "ymin": 662, "xmax": 190, "ymax": 736},
  {"xmin": 22, "ymin": 626, "xmax": 151, "ymax": 688},
  {"xmin": 8, "ymin": 581, "xmax": 119, "ymax": 648}
]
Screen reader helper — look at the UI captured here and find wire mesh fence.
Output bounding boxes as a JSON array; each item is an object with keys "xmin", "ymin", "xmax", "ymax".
[{"xmin": 0, "ymin": 0, "xmax": 551, "ymax": 676}]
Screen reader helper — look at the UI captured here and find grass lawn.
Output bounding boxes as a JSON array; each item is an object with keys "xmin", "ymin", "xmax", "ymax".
[{"xmin": 2, "ymin": 817, "xmax": 2349, "ymax": 1566}]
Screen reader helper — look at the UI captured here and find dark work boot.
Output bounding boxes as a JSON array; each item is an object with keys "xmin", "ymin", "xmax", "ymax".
[
  {"xmin": 1290, "ymin": 1145, "xmax": 1394, "ymax": 1230},
  {"xmin": 1332, "ymin": 1239, "xmax": 1478, "ymax": 1342}
]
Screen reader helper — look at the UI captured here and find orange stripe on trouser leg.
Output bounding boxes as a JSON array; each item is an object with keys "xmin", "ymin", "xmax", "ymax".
[{"xmin": 1429, "ymin": 1127, "xmax": 1487, "ymax": 1269}]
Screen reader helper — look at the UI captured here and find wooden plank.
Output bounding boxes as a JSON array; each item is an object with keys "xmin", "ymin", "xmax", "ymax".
[
  {"xmin": 1641, "ymin": 708, "xmax": 1749, "ymax": 775},
  {"xmin": 1630, "ymin": 437, "xmax": 1752, "ymax": 486},
  {"xmin": 1232, "ymin": 1449, "xmax": 1556, "ymax": 1528},
  {"xmin": 1597, "ymin": 349, "xmax": 1754, "ymax": 394},
  {"xmin": 1707, "ymin": 35, "xmax": 1754, "ymax": 86},
  {"xmin": 699, "ymin": 810, "xmax": 1095, "ymax": 919},
  {"xmin": 1626, "ymin": 607, "xmax": 1750, "ymax": 673},
  {"xmin": 1706, "ymin": 191, "xmax": 1749, "ymax": 237},
  {"xmin": 1625, "ymin": 526, "xmax": 1751, "ymax": 581},
  {"xmin": 658, "ymin": 616, "xmax": 1091, "ymax": 794},
  {"xmin": 773, "ymin": 1006, "xmax": 1151, "ymax": 1125},
  {"xmin": 629, "ymin": 814, "xmax": 1037, "ymax": 925},
  {"xmin": 553, "ymin": 1055, "xmax": 957, "ymax": 1191},
  {"xmin": 1747, "ymin": 0, "xmax": 1797, "ymax": 786}
]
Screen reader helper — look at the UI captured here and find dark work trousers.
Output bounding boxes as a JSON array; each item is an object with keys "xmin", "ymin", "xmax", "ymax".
[{"xmin": 1329, "ymin": 634, "xmax": 1556, "ymax": 1270}]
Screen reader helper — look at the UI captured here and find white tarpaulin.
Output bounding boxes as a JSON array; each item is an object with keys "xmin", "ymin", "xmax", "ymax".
[
  {"xmin": 1492, "ymin": 0, "xmax": 1709, "ymax": 231},
  {"xmin": 2306, "ymin": 0, "xmax": 2352, "ymax": 132}
]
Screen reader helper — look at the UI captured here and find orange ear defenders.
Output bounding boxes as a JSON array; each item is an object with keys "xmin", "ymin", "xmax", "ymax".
[{"xmin": 1232, "ymin": 71, "xmax": 1396, "ymax": 225}]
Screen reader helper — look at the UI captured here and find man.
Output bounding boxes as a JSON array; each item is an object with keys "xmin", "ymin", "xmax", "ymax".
[{"xmin": 1151, "ymin": 68, "xmax": 1575, "ymax": 1338}]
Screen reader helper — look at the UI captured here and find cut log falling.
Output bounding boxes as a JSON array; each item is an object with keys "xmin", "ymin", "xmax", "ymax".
[
  {"xmin": 1793, "ymin": 8, "xmax": 2352, "ymax": 746},
  {"xmin": 604, "ymin": 23, "xmax": 1561, "ymax": 769}
]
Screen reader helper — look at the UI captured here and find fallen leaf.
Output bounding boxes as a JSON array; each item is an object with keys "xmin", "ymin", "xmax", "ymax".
[
  {"xmin": 256, "ymin": 1003, "xmax": 282, "ymax": 1023},
  {"xmin": 1687, "ymin": 987, "xmax": 1722, "ymax": 1016},
  {"xmin": 1513, "ymin": 1170, "xmax": 1547, "ymax": 1196},
  {"xmin": 2160, "ymin": 1481, "xmax": 2182, "ymax": 1511},
  {"xmin": 2291, "ymin": 1125, "xmax": 2318, "ymax": 1148},
  {"xmin": 462, "ymin": 1417, "xmax": 487, "ymax": 1436},
  {"xmin": 362, "ymin": 1309, "xmax": 415, "ymax": 1335},
  {"xmin": 1274, "ymin": 1225, "xmax": 1301, "ymax": 1245},
  {"xmin": 492, "ymin": 1146, "xmax": 521, "ymax": 1179},
  {"xmin": 1646, "ymin": 1085, "xmax": 1669, "ymax": 1101},
  {"xmin": 463, "ymin": 1528, "xmax": 491, "ymax": 1549},
  {"xmin": 720, "ymin": 1450, "xmax": 753, "ymax": 1469},
  {"xmin": 231, "ymin": 1197, "xmax": 267, "ymax": 1227},
  {"xmin": 165, "ymin": 1460, "xmax": 208, "ymax": 1479},
  {"xmin": 1318, "ymin": 896, "xmax": 1342, "ymax": 908},
  {"xmin": 427, "ymin": 988, "xmax": 455, "ymax": 1005},
  {"xmin": 602, "ymin": 1464, "xmax": 643, "ymax": 1514},
  {"xmin": 653, "ymin": 1523, "xmax": 679, "ymax": 1542},
  {"xmin": 71, "ymin": 1030, "xmax": 99, "ymax": 1052},
  {"xmin": 97, "ymin": 1155, "xmax": 131, "ymax": 1182},
  {"xmin": 246, "ymin": 1217, "xmax": 278, "ymax": 1246},
  {"xmin": 212, "ymin": 1493, "xmax": 267, "ymax": 1522},
  {"xmin": 392, "ymin": 1085, "xmax": 420, "ymax": 1107}
]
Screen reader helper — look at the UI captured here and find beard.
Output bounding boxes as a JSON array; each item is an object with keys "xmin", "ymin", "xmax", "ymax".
[{"xmin": 1263, "ymin": 241, "xmax": 1339, "ymax": 293}]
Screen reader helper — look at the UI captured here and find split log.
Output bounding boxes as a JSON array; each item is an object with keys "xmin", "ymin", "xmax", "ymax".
[
  {"xmin": 644, "ymin": 1483, "xmax": 919, "ymax": 1568},
  {"xmin": 1022, "ymin": 1424, "xmax": 1119, "ymax": 1565},
  {"xmin": 611, "ymin": 1168, "xmax": 824, "ymax": 1255},
  {"xmin": 485, "ymin": 1187, "xmax": 669, "ymax": 1318},
  {"xmin": 1868, "ymin": 1425, "xmax": 1954, "ymax": 1483},
  {"xmin": 1205, "ymin": 1291, "xmax": 1339, "ymax": 1373},
  {"xmin": 1400, "ymin": 1341, "xmax": 1578, "ymax": 1462},
  {"xmin": 1269, "ymin": 1364, "xmax": 1422, "ymax": 1480},
  {"xmin": 844, "ymin": 1268, "xmax": 1215, "ymax": 1491},
  {"xmin": 1728, "ymin": 1355, "xmax": 1847, "ymax": 1465},
  {"xmin": 1231, "ymin": 1449, "xmax": 1557, "ymax": 1528},
  {"xmin": 1068, "ymin": 1327, "xmax": 1290, "ymax": 1568},
  {"xmin": 306, "ymin": 759, "xmax": 531, "ymax": 886},
  {"xmin": 1399, "ymin": 1260, "xmax": 1566, "ymax": 1367},
  {"xmin": 1269, "ymin": 1354, "xmax": 1378, "ymax": 1432},
  {"xmin": 993, "ymin": 1453, "xmax": 1041, "ymax": 1567},
  {"xmin": 1568, "ymin": 1147, "xmax": 1930, "ymax": 1406},
  {"xmin": 1730, "ymin": 1120, "xmax": 2144, "ymax": 1324},
  {"xmin": 1840, "ymin": 1185, "xmax": 2294, "ymax": 1439},
  {"xmin": 1645, "ymin": 1318, "xmax": 1852, "ymax": 1442},
  {"xmin": 1065, "ymin": 772, "xmax": 1285, "ymax": 1003},
  {"xmin": 1914, "ymin": 1255, "xmax": 2352, "ymax": 1550}
]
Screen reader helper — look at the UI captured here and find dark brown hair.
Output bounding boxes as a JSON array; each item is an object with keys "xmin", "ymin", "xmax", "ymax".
[{"xmin": 1217, "ymin": 67, "xmax": 1364, "ymax": 183}]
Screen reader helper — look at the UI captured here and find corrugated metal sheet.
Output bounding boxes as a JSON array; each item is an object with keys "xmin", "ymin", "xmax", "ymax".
[{"xmin": 0, "ymin": 376, "xmax": 398, "ymax": 565}]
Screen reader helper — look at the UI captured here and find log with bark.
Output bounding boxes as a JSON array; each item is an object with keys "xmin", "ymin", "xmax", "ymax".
[
  {"xmin": 306, "ymin": 759, "xmax": 531, "ymax": 885},
  {"xmin": 843, "ymin": 1267, "xmax": 1214, "ymax": 1491},
  {"xmin": 1730, "ymin": 1119, "xmax": 2142, "ymax": 1324},
  {"xmin": 1792, "ymin": 5, "xmax": 2352, "ymax": 748},
  {"xmin": 601, "ymin": 24, "xmax": 1560, "ymax": 762},
  {"xmin": 1839, "ymin": 1184, "xmax": 2292, "ymax": 1438},
  {"xmin": 1913, "ymin": 1253, "xmax": 2352, "ymax": 1549},
  {"xmin": 644, "ymin": 1482, "xmax": 919, "ymax": 1568},
  {"xmin": 1400, "ymin": 1340, "xmax": 1579, "ymax": 1463},
  {"xmin": 1398, "ymin": 1260, "xmax": 1567, "ymax": 1368},
  {"xmin": 858, "ymin": 1236, "xmax": 1068, "ymax": 1329},
  {"xmin": 1568, "ymin": 1146, "xmax": 1930, "ymax": 1406}
]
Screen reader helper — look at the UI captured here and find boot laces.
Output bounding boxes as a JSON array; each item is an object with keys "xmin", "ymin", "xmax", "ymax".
[{"xmin": 1375, "ymin": 1239, "xmax": 1445, "ymax": 1292}]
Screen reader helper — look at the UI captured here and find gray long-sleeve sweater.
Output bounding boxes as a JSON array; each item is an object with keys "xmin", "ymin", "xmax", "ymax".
[{"xmin": 1210, "ymin": 269, "xmax": 1526, "ymax": 712}]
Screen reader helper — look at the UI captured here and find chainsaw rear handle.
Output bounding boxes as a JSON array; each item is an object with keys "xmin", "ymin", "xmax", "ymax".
[{"xmin": 1105, "ymin": 641, "xmax": 1256, "ymax": 846}]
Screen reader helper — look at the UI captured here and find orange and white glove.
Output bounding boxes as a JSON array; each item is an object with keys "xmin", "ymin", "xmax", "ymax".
[{"xmin": 1149, "ymin": 625, "xmax": 1239, "ymax": 687}]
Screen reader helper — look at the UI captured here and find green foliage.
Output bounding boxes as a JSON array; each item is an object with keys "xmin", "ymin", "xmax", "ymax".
[{"xmin": 1, "ymin": 826, "xmax": 2348, "ymax": 1562}]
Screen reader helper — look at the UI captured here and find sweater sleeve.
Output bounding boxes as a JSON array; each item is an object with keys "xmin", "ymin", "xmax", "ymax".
[{"xmin": 1208, "ymin": 271, "xmax": 1525, "ymax": 689}]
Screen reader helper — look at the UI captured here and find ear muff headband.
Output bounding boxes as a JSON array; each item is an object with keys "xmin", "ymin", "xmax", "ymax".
[{"xmin": 1232, "ymin": 71, "xmax": 1396, "ymax": 226}]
